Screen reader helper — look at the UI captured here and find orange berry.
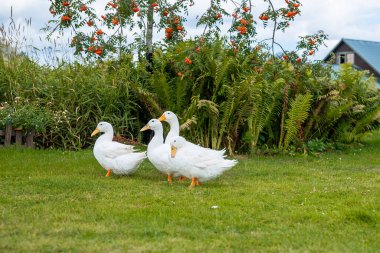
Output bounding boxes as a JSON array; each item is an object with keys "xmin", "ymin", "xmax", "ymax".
[
  {"xmin": 62, "ymin": 1, "xmax": 70, "ymax": 7},
  {"xmin": 259, "ymin": 15, "xmax": 269, "ymax": 21},
  {"xmin": 163, "ymin": 11, "xmax": 169, "ymax": 16},
  {"xmin": 308, "ymin": 50, "xmax": 315, "ymax": 55},
  {"xmin": 177, "ymin": 72, "xmax": 182, "ymax": 77},
  {"xmin": 151, "ymin": 2, "xmax": 158, "ymax": 7},
  {"xmin": 61, "ymin": 15, "xmax": 71, "ymax": 21},
  {"xmin": 112, "ymin": 18, "xmax": 119, "ymax": 25},
  {"xmin": 87, "ymin": 20, "xmax": 94, "ymax": 26},
  {"xmin": 240, "ymin": 18, "xmax": 247, "ymax": 26},
  {"xmin": 81, "ymin": 5, "xmax": 87, "ymax": 11},
  {"xmin": 108, "ymin": 2, "xmax": 118, "ymax": 8},
  {"xmin": 184, "ymin": 57, "xmax": 192, "ymax": 64},
  {"xmin": 133, "ymin": 7, "xmax": 139, "ymax": 12},
  {"xmin": 177, "ymin": 25, "xmax": 183, "ymax": 31},
  {"xmin": 95, "ymin": 48, "xmax": 103, "ymax": 56},
  {"xmin": 286, "ymin": 11, "xmax": 298, "ymax": 18},
  {"xmin": 96, "ymin": 29, "xmax": 104, "ymax": 35}
]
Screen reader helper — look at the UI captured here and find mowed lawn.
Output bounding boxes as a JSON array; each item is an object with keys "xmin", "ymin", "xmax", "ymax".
[{"xmin": 1, "ymin": 137, "xmax": 379, "ymax": 252}]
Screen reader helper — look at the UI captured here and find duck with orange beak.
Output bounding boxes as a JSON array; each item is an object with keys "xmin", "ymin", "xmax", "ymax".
[
  {"xmin": 140, "ymin": 119, "xmax": 179, "ymax": 183},
  {"xmin": 169, "ymin": 136, "xmax": 237, "ymax": 187},
  {"xmin": 158, "ymin": 111, "xmax": 180, "ymax": 144},
  {"xmin": 91, "ymin": 122, "xmax": 146, "ymax": 177}
]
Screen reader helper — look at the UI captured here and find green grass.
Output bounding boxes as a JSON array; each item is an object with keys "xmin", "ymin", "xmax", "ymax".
[{"xmin": 1, "ymin": 136, "xmax": 380, "ymax": 252}]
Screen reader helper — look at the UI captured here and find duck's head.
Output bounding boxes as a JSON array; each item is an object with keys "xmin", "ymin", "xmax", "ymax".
[
  {"xmin": 140, "ymin": 119, "xmax": 162, "ymax": 132},
  {"xmin": 158, "ymin": 111, "xmax": 178, "ymax": 124},
  {"xmin": 91, "ymin": 121, "xmax": 113, "ymax": 137},
  {"xmin": 170, "ymin": 136, "xmax": 186, "ymax": 158}
]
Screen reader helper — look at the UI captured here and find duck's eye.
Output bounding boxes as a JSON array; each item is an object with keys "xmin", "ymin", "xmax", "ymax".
[{"xmin": 168, "ymin": 112, "xmax": 171, "ymax": 114}]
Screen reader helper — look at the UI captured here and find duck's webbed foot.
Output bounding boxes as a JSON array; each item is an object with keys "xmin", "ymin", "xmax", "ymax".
[
  {"xmin": 189, "ymin": 177, "xmax": 198, "ymax": 188},
  {"xmin": 167, "ymin": 174, "xmax": 173, "ymax": 183}
]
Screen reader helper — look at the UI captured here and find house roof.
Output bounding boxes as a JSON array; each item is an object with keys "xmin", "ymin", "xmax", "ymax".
[{"xmin": 324, "ymin": 38, "xmax": 380, "ymax": 75}]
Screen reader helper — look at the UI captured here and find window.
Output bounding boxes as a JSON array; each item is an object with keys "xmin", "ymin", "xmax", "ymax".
[
  {"xmin": 339, "ymin": 54, "xmax": 346, "ymax": 64},
  {"xmin": 337, "ymin": 53, "xmax": 354, "ymax": 64}
]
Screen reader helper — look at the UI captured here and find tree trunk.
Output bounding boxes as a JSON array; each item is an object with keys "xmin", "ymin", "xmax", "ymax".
[{"xmin": 146, "ymin": 4, "xmax": 154, "ymax": 72}]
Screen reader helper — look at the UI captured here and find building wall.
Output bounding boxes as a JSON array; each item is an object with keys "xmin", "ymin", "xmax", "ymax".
[{"xmin": 334, "ymin": 42, "xmax": 380, "ymax": 79}]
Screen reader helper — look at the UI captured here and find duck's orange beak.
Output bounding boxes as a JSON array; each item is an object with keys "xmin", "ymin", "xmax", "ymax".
[
  {"xmin": 91, "ymin": 128, "xmax": 100, "ymax": 137},
  {"xmin": 140, "ymin": 124, "xmax": 151, "ymax": 132},
  {"xmin": 158, "ymin": 114, "xmax": 166, "ymax": 122},
  {"xmin": 170, "ymin": 145, "xmax": 177, "ymax": 158}
]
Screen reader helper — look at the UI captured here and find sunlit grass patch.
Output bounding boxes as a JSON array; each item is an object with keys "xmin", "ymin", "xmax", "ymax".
[{"xmin": 0, "ymin": 142, "xmax": 379, "ymax": 252}]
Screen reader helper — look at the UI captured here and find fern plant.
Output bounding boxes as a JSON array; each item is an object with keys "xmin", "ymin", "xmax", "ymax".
[{"xmin": 283, "ymin": 93, "xmax": 312, "ymax": 149}]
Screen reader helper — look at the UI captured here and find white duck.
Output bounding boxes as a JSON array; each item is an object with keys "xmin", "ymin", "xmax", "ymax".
[
  {"xmin": 158, "ymin": 111, "xmax": 187, "ymax": 181},
  {"xmin": 91, "ymin": 122, "xmax": 146, "ymax": 176},
  {"xmin": 140, "ymin": 119, "xmax": 178, "ymax": 183},
  {"xmin": 169, "ymin": 136, "xmax": 237, "ymax": 187},
  {"xmin": 158, "ymin": 111, "xmax": 179, "ymax": 144}
]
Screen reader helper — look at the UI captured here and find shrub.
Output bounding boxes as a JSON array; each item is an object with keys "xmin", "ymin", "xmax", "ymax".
[{"xmin": 0, "ymin": 40, "xmax": 379, "ymax": 152}]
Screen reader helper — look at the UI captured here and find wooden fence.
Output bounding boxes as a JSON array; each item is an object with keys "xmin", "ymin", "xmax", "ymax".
[{"xmin": 0, "ymin": 124, "xmax": 35, "ymax": 148}]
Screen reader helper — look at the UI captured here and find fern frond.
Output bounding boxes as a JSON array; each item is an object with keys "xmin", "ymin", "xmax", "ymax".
[
  {"xmin": 284, "ymin": 93, "xmax": 312, "ymax": 149},
  {"xmin": 180, "ymin": 116, "xmax": 197, "ymax": 131}
]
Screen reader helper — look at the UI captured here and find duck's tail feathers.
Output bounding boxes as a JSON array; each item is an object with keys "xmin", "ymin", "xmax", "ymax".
[
  {"xmin": 112, "ymin": 152, "xmax": 147, "ymax": 175},
  {"xmin": 200, "ymin": 159, "xmax": 237, "ymax": 181}
]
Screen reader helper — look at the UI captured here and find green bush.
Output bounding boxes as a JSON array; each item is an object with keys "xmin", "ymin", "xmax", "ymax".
[
  {"xmin": 0, "ymin": 101, "xmax": 51, "ymax": 132},
  {"xmin": 1, "ymin": 40, "xmax": 379, "ymax": 152}
]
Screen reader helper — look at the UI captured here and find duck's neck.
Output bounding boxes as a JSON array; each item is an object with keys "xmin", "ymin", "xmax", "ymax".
[
  {"xmin": 97, "ymin": 131, "xmax": 113, "ymax": 142},
  {"xmin": 165, "ymin": 119, "xmax": 179, "ymax": 143},
  {"xmin": 148, "ymin": 127, "xmax": 164, "ymax": 152}
]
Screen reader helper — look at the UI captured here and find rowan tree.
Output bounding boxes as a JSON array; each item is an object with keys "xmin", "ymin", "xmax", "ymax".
[{"xmin": 45, "ymin": 0, "xmax": 327, "ymax": 62}]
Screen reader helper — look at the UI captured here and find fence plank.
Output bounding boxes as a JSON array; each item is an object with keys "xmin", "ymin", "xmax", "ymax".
[
  {"xmin": 15, "ymin": 129, "xmax": 23, "ymax": 146},
  {"xmin": 26, "ymin": 130, "xmax": 35, "ymax": 148},
  {"xmin": 5, "ymin": 124, "xmax": 12, "ymax": 146}
]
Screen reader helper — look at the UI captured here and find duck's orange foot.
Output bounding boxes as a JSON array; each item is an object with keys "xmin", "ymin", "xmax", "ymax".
[
  {"xmin": 167, "ymin": 174, "xmax": 173, "ymax": 183},
  {"xmin": 105, "ymin": 169, "xmax": 112, "ymax": 177},
  {"xmin": 197, "ymin": 181, "xmax": 202, "ymax": 186},
  {"xmin": 178, "ymin": 176, "xmax": 186, "ymax": 182},
  {"xmin": 189, "ymin": 177, "xmax": 198, "ymax": 188}
]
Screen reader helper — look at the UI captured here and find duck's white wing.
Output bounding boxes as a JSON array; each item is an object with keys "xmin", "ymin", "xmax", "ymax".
[
  {"xmin": 148, "ymin": 143, "xmax": 181, "ymax": 175},
  {"xmin": 175, "ymin": 143, "xmax": 237, "ymax": 181},
  {"xmin": 100, "ymin": 141, "xmax": 136, "ymax": 159},
  {"xmin": 111, "ymin": 152, "xmax": 147, "ymax": 175},
  {"xmin": 186, "ymin": 142, "xmax": 226, "ymax": 158}
]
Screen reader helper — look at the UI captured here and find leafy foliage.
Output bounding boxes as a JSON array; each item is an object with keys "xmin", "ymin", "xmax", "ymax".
[{"xmin": 1, "ymin": 39, "xmax": 379, "ymax": 153}]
